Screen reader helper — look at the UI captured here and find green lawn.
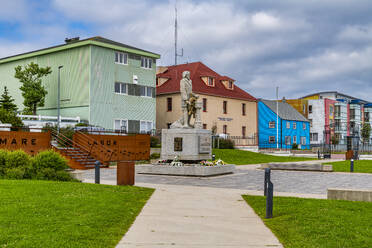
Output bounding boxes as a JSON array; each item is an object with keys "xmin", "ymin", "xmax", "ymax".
[
  {"xmin": 325, "ymin": 160, "xmax": 372, "ymax": 173},
  {"xmin": 243, "ymin": 195, "xmax": 372, "ymax": 248},
  {"xmin": 0, "ymin": 180, "xmax": 154, "ymax": 248},
  {"xmin": 212, "ymin": 149, "xmax": 315, "ymax": 165}
]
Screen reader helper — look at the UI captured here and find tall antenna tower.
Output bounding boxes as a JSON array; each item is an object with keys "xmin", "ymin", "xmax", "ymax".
[{"xmin": 174, "ymin": 3, "xmax": 183, "ymax": 65}]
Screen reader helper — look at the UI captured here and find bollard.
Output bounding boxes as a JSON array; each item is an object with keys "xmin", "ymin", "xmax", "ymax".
[
  {"xmin": 95, "ymin": 160, "xmax": 101, "ymax": 184},
  {"xmin": 350, "ymin": 159, "xmax": 354, "ymax": 172},
  {"xmin": 212, "ymin": 154, "xmax": 216, "ymax": 161},
  {"xmin": 266, "ymin": 181, "xmax": 273, "ymax": 219},
  {"xmin": 317, "ymin": 150, "xmax": 321, "ymax": 160},
  {"xmin": 264, "ymin": 168, "xmax": 271, "ymax": 196}
]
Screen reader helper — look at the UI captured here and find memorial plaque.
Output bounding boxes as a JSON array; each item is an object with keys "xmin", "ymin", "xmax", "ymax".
[
  {"xmin": 174, "ymin": 137, "xmax": 183, "ymax": 151},
  {"xmin": 199, "ymin": 135, "xmax": 211, "ymax": 154}
]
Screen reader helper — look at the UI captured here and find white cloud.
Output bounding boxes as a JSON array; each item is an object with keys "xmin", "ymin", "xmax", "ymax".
[{"xmin": 251, "ymin": 12, "xmax": 280, "ymax": 30}]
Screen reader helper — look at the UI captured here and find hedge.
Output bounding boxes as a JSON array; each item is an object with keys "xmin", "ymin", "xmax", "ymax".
[{"xmin": 0, "ymin": 150, "xmax": 75, "ymax": 181}]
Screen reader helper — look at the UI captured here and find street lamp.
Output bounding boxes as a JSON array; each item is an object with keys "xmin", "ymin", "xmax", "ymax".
[
  {"xmin": 276, "ymin": 86, "xmax": 279, "ymax": 149},
  {"xmin": 57, "ymin": 65, "xmax": 63, "ymax": 134}
]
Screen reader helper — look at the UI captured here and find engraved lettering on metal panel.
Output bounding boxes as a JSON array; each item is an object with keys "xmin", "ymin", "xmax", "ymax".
[
  {"xmin": 174, "ymin": 137, "xmax": 183, "ymax": 151},
  {"xmin": 199, "ymin": 135, "xmax": 211, "ymax": 154}
]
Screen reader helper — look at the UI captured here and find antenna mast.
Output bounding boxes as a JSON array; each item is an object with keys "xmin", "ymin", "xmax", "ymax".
[{"xmin": 174, "ymin": 3, "xmax": 183, "ymax": 65}]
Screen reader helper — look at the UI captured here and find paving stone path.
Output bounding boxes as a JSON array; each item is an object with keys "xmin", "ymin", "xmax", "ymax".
[{"xmin": 82, "ymin": 165, "xmax": 372, "ymax": 195}]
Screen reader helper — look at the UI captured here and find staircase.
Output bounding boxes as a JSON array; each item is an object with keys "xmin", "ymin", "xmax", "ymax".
[{"xmin": 51, "ymin": 130, "xmax": 111, "ymax": 170}]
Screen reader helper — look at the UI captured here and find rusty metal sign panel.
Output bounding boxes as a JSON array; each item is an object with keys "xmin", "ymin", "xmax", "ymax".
[
  {"xmin": 73, "ymin": 133, "xmax": 150, "ymax": 162},
  {"xmin": 0, "ymin": 131, "xmax": 51, "ymax": 155}
]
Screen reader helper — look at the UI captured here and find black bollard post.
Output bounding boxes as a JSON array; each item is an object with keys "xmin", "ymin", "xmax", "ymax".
[
  {"xmin": 95, "ymin": 160, "xmax": 101, "ymax": 184},
  {"xmin": 264, "ymin": 168, "xmax": 271, "ymax": 196},
  {"xmin": 266, "ymin": 181, "xmax": 273, "ymax": 218},
  {"xmin": 317, "ymin": 150, "xmax": 321, "ymax": 159},
  {"xmin": 212, "ymin": 154, "xmax": 216, "ymax": 161},
  {"xmin": 350, "ymin": 159, "xmax": 354, "ymax": 172}
]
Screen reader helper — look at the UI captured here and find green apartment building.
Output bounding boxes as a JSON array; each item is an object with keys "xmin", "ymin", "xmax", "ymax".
[{"xmin": 0, "ymin": 36, "xmax": 160, "ymax": 132}]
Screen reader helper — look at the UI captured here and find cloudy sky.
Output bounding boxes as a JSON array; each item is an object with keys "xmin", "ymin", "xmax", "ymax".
[{"xmin": 1, "ymin": 0, "xmax": 372, "ymax": 100}]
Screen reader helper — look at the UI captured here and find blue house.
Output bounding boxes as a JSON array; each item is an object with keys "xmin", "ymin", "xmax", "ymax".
[{"xmin": 258, "ymin": 99, "xmax": 310, "ymax": 149}]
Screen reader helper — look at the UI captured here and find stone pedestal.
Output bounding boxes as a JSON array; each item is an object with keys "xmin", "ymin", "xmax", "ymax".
[{"xmin": 161, "ymin": 128, "xmax": 212, "ymax": 161}]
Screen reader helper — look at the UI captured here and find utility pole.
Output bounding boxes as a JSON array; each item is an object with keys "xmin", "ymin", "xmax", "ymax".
[
  {"xmin": 276, "ymin": 86, "xmax": 279, "ymax": 149},
  {"xmin": 174, "ymin": 3, "xmax": 183, "ymax": 65},
  {"xmin": 57, "ymin": 65, "xmax": 63, "ymax": 134}
]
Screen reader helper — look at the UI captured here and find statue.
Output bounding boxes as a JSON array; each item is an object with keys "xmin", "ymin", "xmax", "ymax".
[{"xmin": 171, "ymin": 71, "xmax": 202, "ymax": 129}]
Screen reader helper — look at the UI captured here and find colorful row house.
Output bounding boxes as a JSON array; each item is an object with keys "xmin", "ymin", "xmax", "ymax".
[{"xmin": 258, "ymin": 100, "xmax": 310, "ymax": 149}]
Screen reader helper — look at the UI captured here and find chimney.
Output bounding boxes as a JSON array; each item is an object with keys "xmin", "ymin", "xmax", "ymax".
[
  {"xmin": 65, "ymin": 37, "xmax": 80, "ymax": 44},
  {"xmin": 282, "ymin": 97, "xmax": 286, "ymax": 103}
]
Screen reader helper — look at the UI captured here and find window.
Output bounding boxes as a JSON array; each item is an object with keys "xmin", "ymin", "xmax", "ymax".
[
  {"xmin": 167, "ymin": 123, "xmax": 171, "ymax": 129},
  {"xmin": 114, "ymin": 82, "xmax": 127, "ymax": 95},
  {"xmin": 208, "ymin": 77, "xmax": 214, "ymax": 86},
  {"xmin": 203, "ymin": 124, "xmax": 207, "ymax": 129},
  {"xmin": 114, "ymin": 119, "xmax": 128, "ymax": 132},
  {"xmin": 114, "ymin": 52, "xmax": 128, "ymax": 65},
  {"xmin": 285, "ymin": 136, "xmax": 291, "ymax": 145},
  {"xmin": 293, "ymin": 136, "xmax": 297, "ymax": 144},
  {"xmin": 223, "ymin": 101, "xmax": 227, "ymax": 114},
  {"xmin": 242, "ymin": 103, "xmax": 246, "ymax": 116},
  {"xmin": 309, "ymin": 105, "xmax": 313, "ymax": 114},
  {"xmin": 303, "ymin": 122, "xmax": 306, "ymax": 130},
  {"xmin": 286, "ymin": 121, "xmax": 290, "ymax": 129},
  {"xmin": 140, "ymin": 86, "xmax": 152, "ymax": 97},
  {"xmin": 301, "ymin": 136, "xmax": 306, "ymax": 145},
  {"xmin": 140, "ymin": 121, "xmax": 153, "ymax": 133},
  {"xmin": 141, "ymin": 57, "xmax": 152, "ymax": 69},
  {"xmin": 228, "ymin": 81, "xmax": 233, "ymax": 89},
  {"xmin": 203, "ymin": 98, "xmax": 207, "ymax": 112},
  {"xmin": 242, "ymin": 126, "xmax": 246, "ymax": 137},
  {"xmin": 269, "ymin": 136, "xmax": 275, "ymax": 143},
  {"xmin": 293, "ymin": 122, "xmax": 297, "ymax": 129},
  {"xmin": 269, "ymin": 121, "xmax": 275, "ymax": 128},
  {"xmin": 223, "ymin": 125, "xmax": 227, "ymax": 134},
  {"xmin": 167, "ymin": 97, "xmax": 172, "ymax": 111},
  {"xmin": 310, "ymin": 133, "xmax": 318, "ymax": 142},
  {"xmin": 329, "ymin": 106, "xmax": 334, "ymax": 116}
]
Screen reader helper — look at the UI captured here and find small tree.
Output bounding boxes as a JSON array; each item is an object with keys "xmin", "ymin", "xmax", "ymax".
[
  {"xmin": 14, "ymin": 62, "xmax": 51, "ymax": 115},
  {"xmin": 0, "ymin": 86, "xmax": 18, "ymax": 112},
  {"xmin": 361, "ymin": 123, "xmax": 371, "ymax": 144}
]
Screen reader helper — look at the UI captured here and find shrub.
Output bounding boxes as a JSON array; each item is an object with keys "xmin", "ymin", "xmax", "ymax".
[
  {"xmin": 35, "ymin": 168, "xmax": 57, "ymax": 180},
  {"xmin": 5, "ymin": 150, "xmax": 31, "ymax": 169},
  {"xmin": 292, "ymin": 143, "xmax": 298, "ymax": 150},
  {"xmin": 0, "ymin": 150, "xmax": 9, "ymax": 176},
  {"xmin": 5, "ymin": 167, "xmax": 25, "ymax": 179},
  {"xmin": 150, "ymin": 136, "xmax": 160, "ymax": 147},
  {"xmin": 150, "ymin": 153, "xmax": 160, "ymax": 159},
  {"xmin": 56, "ymin": 170, "xmax": 75, "ymax": 181},
  {"xmin": 42, "ymin": 124, "xmax": 75, "ymax": 147},
  {"xmin": 218, "ymin": 138, "xmax": 235, "ymax": 149},
  {"xmin": 32, "ymin": 150, "xmax": 69, "ymax": 172}
]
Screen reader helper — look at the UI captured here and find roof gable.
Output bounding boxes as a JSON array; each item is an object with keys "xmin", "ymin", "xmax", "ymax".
[
  {"xmin": 156, "ymin": 62, "xmax": 256, "ymax": 102},
  {"xmin": 260, "ymin": 99, "xmax": 309, "ymax": 122}
]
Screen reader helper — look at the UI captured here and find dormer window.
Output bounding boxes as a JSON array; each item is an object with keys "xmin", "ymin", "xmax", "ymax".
[
  {"xmin": 228, "ymin": 81, "xmax": 233, "ymax": 89},
  {"xmin": 208, "ymin": 77, "xmax": 214, "ymax": 86}
]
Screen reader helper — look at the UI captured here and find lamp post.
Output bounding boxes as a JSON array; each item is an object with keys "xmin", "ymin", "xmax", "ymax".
[
  {"xmin": 276, "ymin": 86, "xmax": 279, "ymax": 149},
  {"xmin": 57, "ymin": 65, "xmax": 63, "ymax": 134}
]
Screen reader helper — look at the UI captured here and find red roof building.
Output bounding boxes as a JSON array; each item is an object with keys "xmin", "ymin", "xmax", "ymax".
[{"xmin": 156, "ymin": 62, "xmax": 258, "ymax": 141}]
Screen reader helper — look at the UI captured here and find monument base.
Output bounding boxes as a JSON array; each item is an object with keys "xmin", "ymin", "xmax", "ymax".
[
  {"xmin": 161, "ymin": 128, "xmax": 212, "ymax": 161},
  {"xmin": 137, "ymin": 164, "xmax": 235, "ymax": 177}
]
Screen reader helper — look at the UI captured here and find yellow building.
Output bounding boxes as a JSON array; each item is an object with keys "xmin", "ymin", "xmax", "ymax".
[{"xmin": 156, "ymin": 62, "xmax": 257, "ymax": 139}]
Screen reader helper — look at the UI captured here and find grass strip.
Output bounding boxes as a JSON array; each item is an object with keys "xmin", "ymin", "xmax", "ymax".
[
  {"xmin": 213, "ymin": 149, "xmax": 314, "ymax": 165},
  {"xmin": 243, "ymin": 195, "xmax": 372, "ymax": 248},
  {"xmin": 0, "ymin": 180, "xmax": 154, "ymax": 248},
  {"xmin": 326, "ymin": 160, "xmax": 372, "ymax": 173}
]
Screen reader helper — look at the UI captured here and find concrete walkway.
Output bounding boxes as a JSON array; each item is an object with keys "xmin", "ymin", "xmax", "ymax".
[{"xmin": 115, "ymin": 183, "xmax": 283, "ymax": 248}]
